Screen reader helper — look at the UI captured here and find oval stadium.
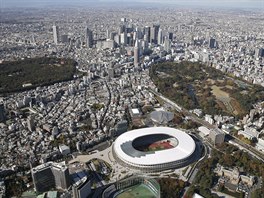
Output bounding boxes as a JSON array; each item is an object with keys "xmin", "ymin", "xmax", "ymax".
[{"xmin": 113, "ymin": 127, "xmax": 197, "ymax": 172}]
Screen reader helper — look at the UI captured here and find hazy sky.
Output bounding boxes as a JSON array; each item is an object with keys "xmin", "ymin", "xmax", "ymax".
[{"xmin": 1, "ymin": 0, "xmax": 264, "ymax": 9}]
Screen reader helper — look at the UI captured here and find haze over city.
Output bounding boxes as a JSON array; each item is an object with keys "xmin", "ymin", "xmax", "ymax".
[{"xmin": 1, "ymin": 0, "xmax": 264, "ymax": 9}]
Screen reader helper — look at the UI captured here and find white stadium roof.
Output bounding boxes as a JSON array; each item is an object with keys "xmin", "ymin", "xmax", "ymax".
[{"xmin": 113, "ymin": 127, "xmax": 196, "ymax": 166}]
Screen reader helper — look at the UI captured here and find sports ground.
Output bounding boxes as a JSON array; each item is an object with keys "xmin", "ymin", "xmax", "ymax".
[
  {"xmin": 115, "ymin": 184, "xmax": 157, "ymax": 198},
  {"xmin": 148, "ymin": 140, "xmax": 174, "ymax": 151}
]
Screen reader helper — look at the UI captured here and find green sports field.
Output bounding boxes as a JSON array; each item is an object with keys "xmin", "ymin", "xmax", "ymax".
[{"xmin": 115, "ymin": 184, "xmax": 157, "ymax": 198}]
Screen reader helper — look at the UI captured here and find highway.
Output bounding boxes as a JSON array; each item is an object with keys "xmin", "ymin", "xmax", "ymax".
[{"xmin": 148, "ymin": 89, "xmax": 264, "ymax": 162}]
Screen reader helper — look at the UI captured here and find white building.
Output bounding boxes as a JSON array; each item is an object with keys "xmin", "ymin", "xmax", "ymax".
[
  {"xmin": 59, "ymin": 145, "xmax": 70, "ymax": 155},
  {"xmin": 238, "ymin": 127, "xmax": 259, "ymax": 140},
  {"xmin": 52, "ymin": 25, "xmax": 59, "ymax": 45}
]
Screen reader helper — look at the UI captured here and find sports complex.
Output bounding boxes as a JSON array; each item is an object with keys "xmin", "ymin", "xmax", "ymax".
[{"xmin": 113, "ymin": 127, "xmax": 198, "ymax": 172}]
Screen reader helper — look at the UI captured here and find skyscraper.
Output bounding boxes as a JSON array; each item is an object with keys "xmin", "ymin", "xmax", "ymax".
[
  {"xmin": 209, "ymin": 38, "xmax": 217, "ymax": 49},
  {"xmin": 134, "ymin": 40, "xmax": 139, "ymax": 67},
  {"xmin": 120, "ymin": 32, "xmax": 127, "ymax": 45},
  {"xmin": 0, "ymin": 104, "xmax": 5, "ymax": 123},
  {"xmin": 85, "ymin": 27, "xmax": 93, "ymax": 48},
  {"xmin": 168, "ymin": 32, "xmax": 173, "ymax": 41},
  {"xmin": 157, "ymin": 29, "xmax": 163, "ymax": 45},
  {"xmin": 53, "ymin": 25, "xmax": 59, "ymax": 45},
  {"xmin": 150, "ymin": 24, "xmax": 160, "ymax": 44},
  {"xmin": 164, "ymin": 37, "xmax": 171, "ymax": 52},
  {"xmin": 118, "ymin": 25, "xmax": 126, "ymax": 35},
  {"xmin": 144, "ymin": 26, "xmax": 151, "ymax": 43},
  {"xmin": 61, "ymin": 34, "xmax": 68, "ymax": 44},
  {"xmin": 72, "ymin": 178, "xmax": 91, "ymax": 198},
  {"xmin": 255, "ymin": 48, "xmax": 264, "ymax": 58}
]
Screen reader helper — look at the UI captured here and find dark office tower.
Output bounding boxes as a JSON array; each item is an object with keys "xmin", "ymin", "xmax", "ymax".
[
  {"xmin": 168, "ymin": 32, "xmax": 173, "ymax": 41},
  {"xmin": 118, "ymin": 25, "xmax": 126, "ymax": 34},
  {"xmin": 261, "ymin": 48, "xmax": 264, "ymax": 57},
  {"xmin": 61, "ymin": 34, "xmax": 68, "ymax": 44},
  {"xmin": 85, "ymin": 27, "xmax": 93, "ymax": 48},
  {"xmin": 72, "ymin": 179, "xmax": 91, "ymax": 198},
  {"xmin": 53, "ymin": 25, "xmax": 59, "ymax": 45},
  {"xmin": 32, "ymin": 163, "xmax": 55, "ymax": 192},
  {"xmin": 134, "ymin": 40, "xmax": 139, "ymax": 67},
  {"xmin": 135, "ymin": 27, "xmax": 143, "ymax": 40},
  {"xmin": 255, "ymin": 48, "xmax": 264, "ymax": 58},
  {"xmin": 144, "ymin": 26, "xmax": 151, "ymax": 43},
  {"xmin": 209, "ymin": 38, "xmax": 217, "ymax": 49},
  {"xmin": 150, "ymin": 24, "xmax": 160, "ymax": 44},
  {"xmin": 0, "ymin": 104, "xmax": 5, "ymax": 123}
]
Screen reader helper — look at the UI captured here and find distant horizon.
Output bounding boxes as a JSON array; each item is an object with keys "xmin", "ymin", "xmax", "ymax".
[{"xmin": 1, "ymin": 0, "xmax": 264, "ymax": 10}]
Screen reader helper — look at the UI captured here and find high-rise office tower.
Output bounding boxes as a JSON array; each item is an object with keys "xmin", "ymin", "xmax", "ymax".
[
  {"xmin": 168, "ymin": 32, "xmax": 173, "ymax": 41},
  {"xmin": 164, "ymin": 37, "xmax": 171, "ymax": 52},
  {"xmin": 72, "ymin": 179, "xmax": 91, "ymax": 198},
  {"xmin": 144, "ymin": 26, "xmax": 151, "ymax": 43},
  {"xmin": 53, "ymin": 25, "xmax": 59, "ymax": 45},
  {"xmin": 0, "ymin": 104, "xmax": 5, "ymax": 123},
  {"xmin": 106, "ymin": 29, "xmax": 110, "ymax": 39},
  {"xmin": 134, "ymin": 40, "xmax": 139, "ymax": 67},
  {"xmin": 135, "ymin": 27, "xmax": 143, "ymax": 39},
  {"xmin": 52, "ymin": 163, "xmax": 70, "ymax": 190},
  {"xmin": 157, "ymin": 29, "xmax": 163, "ymax": 45},
  {"xmin": 150, "ymin": 24, "xmax": 160, "ymax": 44},
  {"xmin": 114, "ymin": 34, "xmax": 120, "ymax": 45},
  {"xmin": 142, "ymin": 40, "xmax": 148, "ymax": 51},
  {"xmin": 209, "ymin": 38, "xmax": 217, "ymax": 49},
  {"xmin": 133, "ymin": 32, "xmax": 138, "ymax": 43},
  {"xmin": 118, "ymin": 25, "xmax": 126, "ymax": 34},
  {"xmin": 31, "ymin": 161, "xmax": 70, "ymax": 193},
  {"xmin": 255, "ymin": 48, "xmax": 264, "ymax": 58},
  {"xmin": 85, "ymin": 27, "xmax": 93, "ymax": 48},
  {"xmin": 120, "ymin": 32, "xmax": 127, "ymax": 45},
  {"xmin": 61, "ymin": 34, "xmax": 68, "ymax": 44}
]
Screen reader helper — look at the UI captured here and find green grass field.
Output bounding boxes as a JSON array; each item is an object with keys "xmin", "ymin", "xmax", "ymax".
[{"xmin": 116, "ymin": 184, "xmax": 157, "ymax": 198}]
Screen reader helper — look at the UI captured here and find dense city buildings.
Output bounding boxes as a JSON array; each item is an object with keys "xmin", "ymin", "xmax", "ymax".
[{"xmin": 0, "ymin": 2, "xmax": 264, "ymax": 198}]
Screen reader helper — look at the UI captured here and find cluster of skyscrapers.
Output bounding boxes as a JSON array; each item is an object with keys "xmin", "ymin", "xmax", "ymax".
[
  {"xmin": 52, "ymin": 21, "xmax": 173, "ymax": 68},
  {"xmin": 52, "ymin": 25, "xmax": 93, "ymax": 49}
]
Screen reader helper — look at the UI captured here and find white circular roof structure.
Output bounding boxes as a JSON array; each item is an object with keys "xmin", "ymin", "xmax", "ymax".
[{"xmin": 113, "ymin": 127, "xmax": 197, "ymax": 171}]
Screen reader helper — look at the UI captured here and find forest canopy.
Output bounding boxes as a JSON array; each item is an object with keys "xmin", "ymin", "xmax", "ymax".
[{"xmin": 0, "ymin": 57, "xmax": 76, "ymax": 94}]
